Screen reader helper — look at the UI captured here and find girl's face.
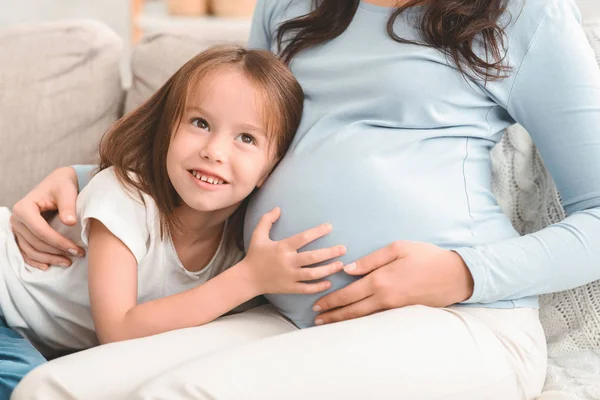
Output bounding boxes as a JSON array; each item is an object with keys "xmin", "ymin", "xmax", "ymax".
[{"xmin": 166, "ymin": 68, "xmax": 276, "ymax": 213}]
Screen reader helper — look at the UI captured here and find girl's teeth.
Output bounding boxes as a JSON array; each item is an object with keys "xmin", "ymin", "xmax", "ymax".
[{"xmin": 191, "ymin": 171, "xmax": 224, "ymax": 185}]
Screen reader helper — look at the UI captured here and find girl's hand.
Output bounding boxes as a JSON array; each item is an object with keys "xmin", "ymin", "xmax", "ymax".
[
  {"xmin": 312, "ymin": 241, "xmax": 474, "ymax": 325},
  {"xmin": 10, "ymin": 167, "xmax": 85, "ymax": 270},
  {"xmin": 243, "ymin": 207, "xmax": 346, "ymax": 295}
]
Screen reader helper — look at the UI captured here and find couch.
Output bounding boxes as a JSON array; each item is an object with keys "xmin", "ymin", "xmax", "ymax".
[{"xmin": 1, "ymin": 17, "xmax": 599, "ymax": 400}]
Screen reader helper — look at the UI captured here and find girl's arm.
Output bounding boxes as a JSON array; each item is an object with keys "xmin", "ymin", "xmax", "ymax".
[
  {"xmin": 87, "ymin": 219, "xmax": 257, "ymax": 344},
  {"xmin": 87, "ymin": 208, "xmax": 344, "ymax": 344}
]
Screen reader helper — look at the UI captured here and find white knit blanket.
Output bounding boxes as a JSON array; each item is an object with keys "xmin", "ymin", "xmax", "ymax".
[{"xmin": 491, "ymin": 24, "xmax": 600, "ymax": 398}]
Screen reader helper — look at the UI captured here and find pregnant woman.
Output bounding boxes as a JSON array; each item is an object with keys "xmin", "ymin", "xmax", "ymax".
[{"xmin": 9, "ymin": 0, "xmax": 600, "ymax": 398}]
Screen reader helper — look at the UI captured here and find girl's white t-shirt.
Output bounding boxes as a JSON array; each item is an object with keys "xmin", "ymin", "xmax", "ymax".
[{"xmin": 0, "ymin": 167, "xmax": 248, "ymax": 358}]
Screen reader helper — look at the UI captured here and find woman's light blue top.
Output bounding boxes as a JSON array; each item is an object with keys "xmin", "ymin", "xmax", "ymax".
[{"xmin": 76, "ymin": 0, "xmax": 600, "ymax": 328}]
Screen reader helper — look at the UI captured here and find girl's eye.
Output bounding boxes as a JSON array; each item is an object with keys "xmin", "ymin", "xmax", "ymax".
[
  {"xmin": 191, "ymin": 118, "xmax": 210, "ymax": 131},
  {"xmin": 235, "ymin": 133, "xmax": 257, "ymax": 145}
]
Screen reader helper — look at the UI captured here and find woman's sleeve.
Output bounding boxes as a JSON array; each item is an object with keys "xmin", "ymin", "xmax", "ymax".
[
  {"xmin": 456, "ymin": 0, "xmax": 600, "ymax": 303},
  {"xmin": 73, "ymin": 164, "xmax": 97, "ymax": 192}
]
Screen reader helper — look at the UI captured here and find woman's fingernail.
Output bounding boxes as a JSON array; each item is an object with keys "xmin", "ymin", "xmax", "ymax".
[
  {"xmin": 59, "ymin": 263, "xmax": 69, "ymax": 268},
  {"xmin": 343, "ymin": 263, "xmax": 356, "ymax": 272},
  {"xmin": 67, "ymin": 249, "xmax": 79, "ymax": 256},
  {"xmin": 313, "ymin": 305, "xmax": 322, "ymax": 312},
  {"xmin": 66, "ymin": 215, "xmax": 76, "ymax": 223},
  {"xmin": 315, "ymin": 319, "xmax": 324, "ymax": 326}
]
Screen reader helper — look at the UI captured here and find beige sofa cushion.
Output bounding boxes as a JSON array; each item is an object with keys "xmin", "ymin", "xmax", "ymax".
[
  {"xmin": 125, "ymin": 23, "xmax": 250, "ymax": 113},
  {"xmin": 0, "ymin": 20, "xmax": 123, "ymax": 207}
]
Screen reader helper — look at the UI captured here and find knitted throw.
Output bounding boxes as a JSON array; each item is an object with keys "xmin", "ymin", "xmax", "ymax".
[{"xmin": 490, "ymin": 23, "xmax": 600, "ymax": 398}]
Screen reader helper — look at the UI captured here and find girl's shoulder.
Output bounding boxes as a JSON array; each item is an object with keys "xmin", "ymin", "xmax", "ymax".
[
  {"xmin": 78, "ymin": 167, "xmax": 159, "ymax": 228},
  {"xmin": 77, "ymin": 167, "xmax": 159, "ymax": 263},
  {"xmin": 82, "ymin": 167, "xmax": 151, "ymax": 206}
]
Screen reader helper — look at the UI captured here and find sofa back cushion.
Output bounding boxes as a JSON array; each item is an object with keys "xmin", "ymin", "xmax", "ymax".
[
  {"xmin": 0, "ymin": 20, "xmax": 123, "ymax": 207},
  {"xmin": 124, "ymin": 23, "xmax": 250, "ymax": 114}
]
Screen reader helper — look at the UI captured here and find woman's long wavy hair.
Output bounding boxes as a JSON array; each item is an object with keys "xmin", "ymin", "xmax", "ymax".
[{"xmin": 277, "ymin": 0, "xmax": 512, "ymax": 82}]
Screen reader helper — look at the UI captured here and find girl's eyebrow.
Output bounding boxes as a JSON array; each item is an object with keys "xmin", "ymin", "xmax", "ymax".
[
  {"xmin": 185, "ymin": 105, "xmax": 213, "ymax": 118},
  {"xmin": 239, "ymin": 123, "xmax": 265, "ymax": 134}
]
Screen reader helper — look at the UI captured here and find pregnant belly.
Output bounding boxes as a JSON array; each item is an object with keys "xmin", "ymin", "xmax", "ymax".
[{"xmin": 244, "ymin": 139, "xmax": 510, "ymax": 327}]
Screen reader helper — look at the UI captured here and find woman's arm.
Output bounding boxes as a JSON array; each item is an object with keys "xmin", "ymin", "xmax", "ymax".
[
  {"xmin": 73, "ymin": 164, "xmax": 96, "ymax": 191},
  {"xmin": 10, "ymin": 166, "xmax": 86, "ymax": 269},
  {"xmin": 457, "ymin": 0, "xmax": 600, "ymax": 303}
]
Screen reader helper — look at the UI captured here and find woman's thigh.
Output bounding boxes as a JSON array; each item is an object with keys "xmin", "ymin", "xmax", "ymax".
[
  {"xmin": 11, "ymin": 305, "xmax": 297, "ymax": 400},
  {"xmin": 128, "ymin": 305, "xmax": 548, "ymax": 400}
]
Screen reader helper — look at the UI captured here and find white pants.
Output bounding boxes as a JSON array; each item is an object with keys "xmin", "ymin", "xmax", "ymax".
[{"xmin": 12, "ymin": 304, "xmax": 547, "ymax": 400}]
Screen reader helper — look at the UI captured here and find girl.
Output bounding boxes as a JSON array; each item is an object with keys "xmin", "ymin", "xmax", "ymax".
[{"xmin": 0, "ymin": 45, "xmax": 346, "ymax": 397}]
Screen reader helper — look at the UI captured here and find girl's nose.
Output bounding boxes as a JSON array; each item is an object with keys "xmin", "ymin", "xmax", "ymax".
[{"xmin": 200, "ymin": 135, "xmax": 229, "ymax": 164}]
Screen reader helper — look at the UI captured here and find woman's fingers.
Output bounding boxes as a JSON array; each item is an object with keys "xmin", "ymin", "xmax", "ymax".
[
  {"xmin": 295, "ymin": 245, "xmax": 346, "ymax": 267},
  {"xmin": 55, "ymin": 180, "xmax": 79, "ymax": 226},
  {"xmin": 11, "ymin": 204, "xmax": 83, "ymax": 256},
  {"xmin": 296, "ymin": 261, "xmax": 344, "ymax": 281},
  {"xmin": 313, "ymin": 277, "xmax": 373, "ymax": 312},
  {"xmin": 12, "ymin": 219, "xmax": 72, "ymax": 257},
  {"xmin": 285, "ymin": 223, "xmax": 332, "ymax": 250},
  {"xmin": 343, "ymin": 241, "xmax": 408, "ymax": 275},
  {"xmin": 22, "ymin": 254, "xmax": 49, "ymax": 271},
  {"xmin": 15, "ymin": 232, "xmax": 71, "ymax": 268},
  {"xmin": 314, "ymin": 296, "xmax": 380, "ymax": 325}
]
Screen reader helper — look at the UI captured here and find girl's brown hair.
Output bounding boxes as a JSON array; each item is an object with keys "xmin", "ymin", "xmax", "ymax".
[
  {"xmin": 277, "ymin": 0, "xmax": 512, "ymax": 82},
  {"xmin": 98, "ymin": 45, "xmax": 304, "ymax": 250}
]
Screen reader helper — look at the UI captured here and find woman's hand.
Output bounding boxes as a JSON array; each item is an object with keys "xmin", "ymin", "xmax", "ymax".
[
  {"xmin": 10, "ymin": 167, "xmax": 85, "ymax": 270},
  {"xmin": 312, "ymin": 241, "xmax": 474, "ymax": 325},
  {"xmin": 243, "ymin": 207, "xmax": 346, "ymax": 296}
]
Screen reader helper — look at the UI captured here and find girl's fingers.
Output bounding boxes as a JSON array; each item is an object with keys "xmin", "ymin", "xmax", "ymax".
[
  {"xmin": 295, "ymin": 245, "xmax": 346, "ymax": 267},
  {"xmin": 15, "ymin": 232, "xmax": 72, "ymax": 268},
  {"xmin": 251, "ymin": 207, "xmax": 281, "ymax": 242},
  {"xmin": 292, "ymin": 280, "xmax": 332, "ymax": 295},
  {"xmin": 296, "ymin": 261, "xmax": 344, "ymax": 282},
  {"xmin": 284, "ymin": 223, "xmax": 333, "ymax": 250}
]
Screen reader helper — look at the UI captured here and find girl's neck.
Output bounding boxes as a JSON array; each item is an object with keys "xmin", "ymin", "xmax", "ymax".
[
  {"xmin": 168, "ymin": 204, "xmax": 235, "ymax": 273},
  {"xmin": 170, "ymin": 204, "xmax": 231, "ymax": 245}
]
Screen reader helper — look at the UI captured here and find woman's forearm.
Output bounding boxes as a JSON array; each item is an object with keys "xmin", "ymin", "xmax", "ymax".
[
  {"xmin": 457, "ymin": 207, "xmax": 600, "ymax": 304},
  {"xmin": 97, "ymin": 261, "xmax": 260, "ymax": 344}
]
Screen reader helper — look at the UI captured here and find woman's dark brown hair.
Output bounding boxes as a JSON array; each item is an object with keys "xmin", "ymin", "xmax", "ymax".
[
  {"xmin": 97, "ymin": 45, "xmax": 304, "ymax": 250},
  {"xmin": 277, "ymin": 0, "xmax": 512, "ymax": 82}
]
